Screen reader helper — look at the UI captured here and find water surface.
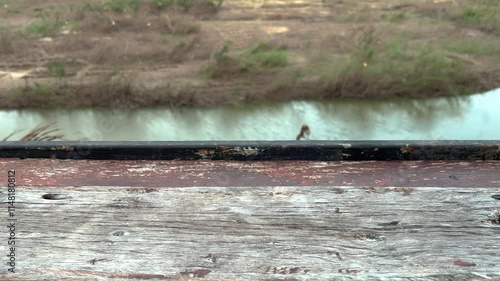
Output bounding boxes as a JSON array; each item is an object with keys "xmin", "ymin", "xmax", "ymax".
[{"xmin": 1, "ymin": 88, "xmax": 499, "ymax": 141}]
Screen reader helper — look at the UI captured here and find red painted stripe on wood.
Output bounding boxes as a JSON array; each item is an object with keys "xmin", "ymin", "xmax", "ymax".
[{"xmin": 1, "ymin": 159, "xmax": 499, "ymax": 189}]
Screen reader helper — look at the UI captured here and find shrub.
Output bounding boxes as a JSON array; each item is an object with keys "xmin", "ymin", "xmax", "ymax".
[{"xmin": 154, "ymin": 0, "xmax": 174, "ymax": 8}]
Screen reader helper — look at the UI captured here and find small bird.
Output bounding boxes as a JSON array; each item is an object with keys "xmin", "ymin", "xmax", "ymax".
[{"xmin": 296, "ymin": 124, "xmax": 311, "ymax": 140}]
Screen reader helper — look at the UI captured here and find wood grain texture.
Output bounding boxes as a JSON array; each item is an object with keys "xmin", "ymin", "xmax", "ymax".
[{"xmin": 1, "ymin": 159, "xmax": 499, "ymax": 281}]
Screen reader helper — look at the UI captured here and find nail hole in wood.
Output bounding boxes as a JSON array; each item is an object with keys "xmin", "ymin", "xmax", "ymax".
[
  {"xmin": 89, "ymin": 258, "xmax": 111, "ymax": 265},
  {"xmin": 378, "ymin": 221, "xmax": 400, "ymax": 226},
  {"xmin": 42, "ymin": 194, "xmax": 72, "ymax": 200},
  {"xmin": 203, "ymin": 254, "xmax": 217, "ymax": 263},
  {"xmin": 487, "ymin": 211, "xmax": 500, "ymax": 225},
  {"xmin": 492, "ymin": 194, "xmax": 500, "ymax": 200},
  {"xmin": 112, "ymin": 231, "xmax": 125, "ymax": 236}
]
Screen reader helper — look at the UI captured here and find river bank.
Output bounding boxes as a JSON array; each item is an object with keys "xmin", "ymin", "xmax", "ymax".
[{"xmin": 0, "ymin": 0, "xmax": 499, "ymax": 108}]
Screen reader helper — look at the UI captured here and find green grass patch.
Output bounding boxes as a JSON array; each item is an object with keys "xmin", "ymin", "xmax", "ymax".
[
  {"xmin": 84, "ymin": 0, "xmax": 140, "ymax": 13},
  {"xmin": 6, "ymin": 8, "xmax": 21, "ymax": 14},
  {"xmin": 381, "ymin": 11, "xmax": 409, "ymax": 23},
  {"xmin": 204, "ymin": 42, "xmax": 289, "ymax": 79},
  {"xmin": 153, "ymin": 0, "xmax": 223, "ymax": 10},
  {"xmin": 9, "ymin": 83, "xmax": 59, "ymax": 107},
  {"xmin": 154, "ymin": 0, "xmax": 174, "ymax": 8},
  {"xmin": 153, "ymin": 0, "xmax": 195, "ymax": 10},
  {"xmin": 46, "ymin": 61, "xmax": 66, "ymax": 78},
  {"xmin": 214, "ymin": 40, "xmax": 231, "ymax": 62},
  {"xmin": 323, "ymin": 29, "xmax": 479, "ymax": 97},
  {"xmin": 24, "ymin": 8, "xmax": 71, "ymax": 38},
  {"xmin": 160, "ymin": 33, "xmax": 176, "ymax": 43},
  {"xmin": 25, "ymin": 19, "xmax": 64, "ymax": 38},
  {"xmin": 452, "ymin": 0, "xmax": 500, "ymax": 33},
  {"xmin": 242, "ymin": 43, "xmax": 289, "ymax": 69},
  {"xmin": 442, "ymin": 39, "xmax": 500, "ymax": 57},
  {"xmin": 176, "ymin": 0, "xmax": 193, "ymax": 9},
  {"xmin": 460, "ymin": 7, "xmax": 487, "ymax": 24},
  {"xmin": 31, "ymin": 83, "xmax": 55, "ymax": 97},
  {"xmin": 210, "ymin": 0, "xmax": 224, "ymax": 7},
  {"xmin": 104, "ymin": 0, "xmax": 139, "ymax": 12}
]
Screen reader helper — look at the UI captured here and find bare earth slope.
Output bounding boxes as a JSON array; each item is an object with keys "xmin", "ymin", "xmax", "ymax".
[{"xmin": 0, "ymin": 0, "xmax": 499, "ymax": 108}]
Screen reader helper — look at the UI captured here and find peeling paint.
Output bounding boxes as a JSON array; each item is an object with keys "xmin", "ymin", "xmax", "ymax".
[
  {"xmin": 179, "ymin": 269, "xmax": 211, "ymax": 278},
  {"xmin": 1, "ymin": 159, "xmax": 500, "ymax": 189},
  {"xmin": 35, "ymin": 146, "xmax": 74, "ymax": 151},
  {"xmin": 127, "ymin": 164, "xmax": 158, "ymax": 173},
  {"xmin": 453, "ymin": 260, "xmax": 477, "ymax": 267},
  {"xmin": 196, "ymin": 148, "xmax": 216, "ymax": 159},
  {"xmin": 230, "ymin": 146, "xmax": 260, "ymax": 156}
]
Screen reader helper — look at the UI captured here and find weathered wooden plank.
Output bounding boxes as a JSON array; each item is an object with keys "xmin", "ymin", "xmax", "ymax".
[
  {"xmin": 4, "ymin": 185, "xmax": 500, "ymax": 280},
  {"xmin": 1, "ymin": 159, "xmax": 500, "ymax": 188},
  {"xmin": 0, "ymin": 141, "xmax": 499, "ymax": 160},
  {"xmin": 1, "ymin": 160, "xmax": 500, "ymax": 280}
]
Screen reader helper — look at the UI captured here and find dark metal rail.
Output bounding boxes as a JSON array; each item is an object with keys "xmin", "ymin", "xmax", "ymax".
[{"xmin": 0, "ymin": 141, "xmax": 499, "ymax": 160}]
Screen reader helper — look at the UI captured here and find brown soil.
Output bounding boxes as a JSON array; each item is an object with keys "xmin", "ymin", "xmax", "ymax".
[{"xmin": 0, "ymin": 0, "xmax": 499, "ymax": 108}]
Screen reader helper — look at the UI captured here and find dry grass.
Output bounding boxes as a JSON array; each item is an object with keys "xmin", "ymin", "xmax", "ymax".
[
  {"xmin": 54, "ymin": 5, "xmax": 203, "ymax": 66},
  {"xmin": 2, "ymin": 121, "xmax": 67, "ymax": 141},
  {"xmin": 1, "ymin": 0, "xmax": 499, "ymax": 108},
  {"xmin": 2, "ymin": 75, "xmax": 257, "ymax": 108},
  {"xmin": 316, "ymin": 27, "xmax": 486, "ymax": 98},
  {"xmin": 0, "ymin": 28, "xmax": 16, "ymax": 55},
  {"xmin": 161, "ymin": 14, "xmax": 200, "ymax": 35},
  {"xmin": 76, "ymin": 1, "xmax": 208, "ymax": 34},
  {"xmin": 6, "ymin": 74, "xmax": 141, "ymax": 108},
  {"xmin": 451, "ymin": 0, "xmax": 500, "ymax": 34}
]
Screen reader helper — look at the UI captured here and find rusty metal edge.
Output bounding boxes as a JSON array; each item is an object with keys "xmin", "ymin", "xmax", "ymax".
[{"xmin": 0, "ymin": 141, "xmax": 499, "ymax": 160}]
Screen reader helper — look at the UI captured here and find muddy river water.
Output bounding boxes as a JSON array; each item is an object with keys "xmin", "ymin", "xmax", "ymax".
[{"xmin": 1, "ymin": 88, "xmax": 499, "ymax": 141}]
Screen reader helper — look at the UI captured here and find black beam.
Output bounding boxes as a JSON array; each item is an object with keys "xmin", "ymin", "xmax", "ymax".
[{"xmin": 0, "ymin": 141, "xmax": 499, "ymax": 160}]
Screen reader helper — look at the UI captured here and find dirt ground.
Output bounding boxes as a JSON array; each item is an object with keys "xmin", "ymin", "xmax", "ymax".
[{"xmin": 0, "ymin": 0, "xmax": 499, "ymax": 108}]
